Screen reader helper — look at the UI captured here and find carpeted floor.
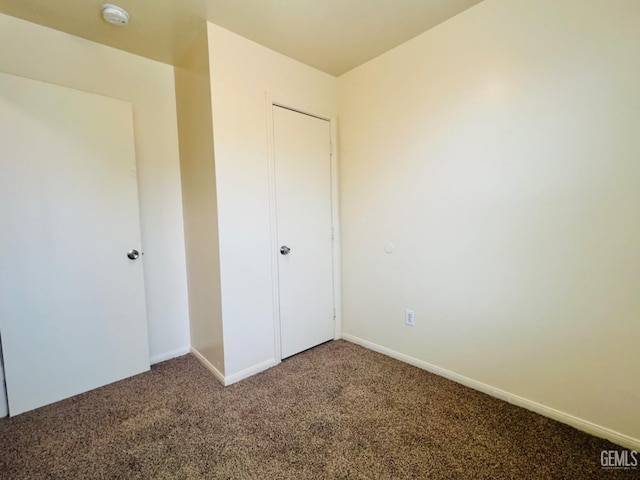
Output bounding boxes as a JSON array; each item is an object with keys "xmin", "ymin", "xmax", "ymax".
[{"xmin": 0, "ymin": 340, "xmax": 635, "ymax": 479}]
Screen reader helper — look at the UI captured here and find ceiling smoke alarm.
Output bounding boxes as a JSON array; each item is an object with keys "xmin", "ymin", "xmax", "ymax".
[{"xmin": 102, "ymin": 4, "xmax": 129, "ymax": 26}]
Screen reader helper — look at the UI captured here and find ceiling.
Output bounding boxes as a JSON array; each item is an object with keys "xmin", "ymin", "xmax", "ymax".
[{"xmin": 0, "ymin": 0, "xmax": 483, "ymax": 76}]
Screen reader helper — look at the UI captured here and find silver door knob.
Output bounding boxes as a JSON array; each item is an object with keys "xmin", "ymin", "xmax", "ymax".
[
  {"xmin": 280, "ymin": 245, "xmax": 291, "ymax": 255},
  {"xmin": 127, "ymin": 249, "xmax": 140, "ymax": 260}
]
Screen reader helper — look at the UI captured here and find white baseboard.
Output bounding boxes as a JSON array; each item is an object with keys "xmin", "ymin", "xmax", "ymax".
[
  {"xmin": 190, "ymin": 347, "xmax": 225, "ymax": 385},
  {"xmin": 224, "ymin": 359, "xmax": 275, "ymax": 386},
  {"xmin": 150, "ymin": 345, "xmax": 191, "ymax": 365},
  {"xmin": 0, "ymin": 383, "xmax": 7, "ymax": 418},
  {"xmin": 190, "ymin": 347, "xmax": 274, "ymax": 387},
  {"xmin": 0, "ymin": 343, "xmax": 7, "ymax": 417},
  {"xmin": 341, "ymin": 333, "xmax": 640, "ymax": 451}
]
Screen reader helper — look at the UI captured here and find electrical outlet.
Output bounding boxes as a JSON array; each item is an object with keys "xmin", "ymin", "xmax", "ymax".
[{"xmin": 405, "ymin": 309, "xmax": 415, "ymax": 326}]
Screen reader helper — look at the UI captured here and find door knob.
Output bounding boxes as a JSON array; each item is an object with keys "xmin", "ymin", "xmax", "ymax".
[
  {"xmin": 127, "ymin": 249, "xmax": 140, "ymax": 260},
  {"xmin": 280, "ymin": 245, "xmax": 291, "ymax": 255}
]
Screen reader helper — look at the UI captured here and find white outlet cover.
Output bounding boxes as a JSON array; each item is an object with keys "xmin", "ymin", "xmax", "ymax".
[{"xmin": 405, "ymin": 309, "xmax": 415, "ymax": 326}]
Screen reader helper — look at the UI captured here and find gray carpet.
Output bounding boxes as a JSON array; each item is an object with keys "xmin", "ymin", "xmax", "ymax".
[{"xmin": 0, "ymin": 340, "xmax": 635, "ymax": 479}]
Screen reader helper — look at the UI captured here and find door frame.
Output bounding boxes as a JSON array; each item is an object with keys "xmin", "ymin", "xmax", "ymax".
[{"xmin": 265, "ymin": 93, "xmax": 341, "ymax": 365}]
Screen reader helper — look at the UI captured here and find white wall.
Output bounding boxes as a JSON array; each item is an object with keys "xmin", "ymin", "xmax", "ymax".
[
  {"xmin": 207, "ymin": 24, "xmax": 337, "ymax": 377},
  {"xmin": 175, "ymin": 26, "xmax": 225, "ymax": 374},
  {"xmin": 338, "ymin": 0, "xmax": 640, "ymax": 445},
  {"xmin": 0, "ymin": 14, "xmax": 190, "ymax": 365}
]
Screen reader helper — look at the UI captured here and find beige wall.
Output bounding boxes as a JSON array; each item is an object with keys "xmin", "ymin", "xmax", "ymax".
[
  {"xmin": 175, "ymin": 26, "xmax": 225, "ymax": 373},
  {"xmin": 338, "ymin": 0, "xmax": 640, "ymax": 444},
  {"xmin": 0, "ymin": 13, "xmax": 190, "ymax": 363},
  {"xmin": 207, "ymin": 23, "xmax": 337, "ymax": 377}
]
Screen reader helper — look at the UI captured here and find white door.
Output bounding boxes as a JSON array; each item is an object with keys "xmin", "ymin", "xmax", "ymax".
[
  {"xmin": 273, "ymin": 105, "xmax": 334, "ymax": 359},
  {"xmin": 0, "ymin": 73, "xmax": 150, "ymax": 416}
]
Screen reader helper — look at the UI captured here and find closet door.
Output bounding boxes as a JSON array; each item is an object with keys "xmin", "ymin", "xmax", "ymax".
[
  {"xmin": 0, "ymin": 73, "xmax": 150, "ymax": 415},
  {"xmin": 273, "ymin": 106, "xmax": 335, "ymax": 359}
]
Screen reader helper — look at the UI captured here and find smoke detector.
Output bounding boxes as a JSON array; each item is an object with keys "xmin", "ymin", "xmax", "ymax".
[{"xmin": 102, "ymin": 4, "xmax": 129, "ymax": 26}]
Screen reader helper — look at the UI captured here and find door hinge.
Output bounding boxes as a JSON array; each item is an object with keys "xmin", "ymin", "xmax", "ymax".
[
  {"xmin": 333, "ymin": 308, "xmax": 336, "ymax": 320},
  {"xmin": 331, "ymin": 227, "xmax": 335, "ymax": 240}
]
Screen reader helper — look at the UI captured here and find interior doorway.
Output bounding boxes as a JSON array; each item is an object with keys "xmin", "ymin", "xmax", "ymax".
[{"xmin": 271, "ymin": 104, "xmax": 337, "ymax": 359}]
